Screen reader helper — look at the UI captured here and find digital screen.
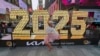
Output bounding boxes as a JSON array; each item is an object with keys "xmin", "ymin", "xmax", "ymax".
[
  {"xmin": 62, "ymin": 0, "xmax": 100, "ymax": 6},
  {"xmin": 0, "ymin": 0, "xmax": 100, "ymax": 41}
]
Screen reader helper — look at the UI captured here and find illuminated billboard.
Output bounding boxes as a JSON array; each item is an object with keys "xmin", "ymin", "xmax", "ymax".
[{"xmin": 62, "ymin": 0, "xmax": 100, "ymax": 6}]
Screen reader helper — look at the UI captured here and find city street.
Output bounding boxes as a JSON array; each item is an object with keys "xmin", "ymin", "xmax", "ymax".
[
  {"xmin": 0, "ymin": 45, "xmax": 100, "ymax": 56},
  {"xmin": 0, "ymin": 0, "xmax": 100, "ymax": 56}
]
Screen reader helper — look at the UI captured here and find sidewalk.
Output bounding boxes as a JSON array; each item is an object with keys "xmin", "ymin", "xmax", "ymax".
[{"xmin": 0, "ymin": 45, "xmax": 100, "ymax": 56}]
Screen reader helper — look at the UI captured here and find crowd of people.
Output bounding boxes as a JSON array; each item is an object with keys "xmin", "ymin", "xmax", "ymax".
[{"xmin": 0, "ymin": 21, "xmax": 13, "ymax": 39}]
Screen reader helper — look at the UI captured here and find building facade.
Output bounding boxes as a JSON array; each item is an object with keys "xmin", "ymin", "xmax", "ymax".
[
  {"xmin": 38, "ymin": 0, "xmax": 43, "ymax": 10},
  {"xmin": 45, "ymin": 0, "xmax": 55, "ymax": 9}
]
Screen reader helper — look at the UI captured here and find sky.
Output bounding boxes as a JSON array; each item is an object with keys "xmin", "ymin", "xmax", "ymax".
[{"xmin": 32, "ymin": 0, "xmax": 45, "ymax": 10}]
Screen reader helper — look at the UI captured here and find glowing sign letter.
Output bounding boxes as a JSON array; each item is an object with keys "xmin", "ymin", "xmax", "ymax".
[
  {"xmin": 32, "ymin": 10, "xmax": 49, "ymax": 34},
  {"xmin": 71, "ymin": 11, "xmax": 88, "ymax": 39},
  {"xmin": 53, "ymin": 10, "xmax": 69, "ymax": 35},
  {"xmin": 10, "ymin": 9, "xmax": 30, "ymax": 40}
]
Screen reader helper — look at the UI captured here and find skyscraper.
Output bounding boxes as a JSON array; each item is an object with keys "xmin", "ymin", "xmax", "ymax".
[
  {"xmin": 38, "ymin": 0, "xmax": 43, "ymax": 10},
  {"xmin": 45, "ymin": 0, "xmax": 55, "ymax": 9},
  {"xmin": 48, "ymin": 0, "xmax": 59, "ymax": 15}
]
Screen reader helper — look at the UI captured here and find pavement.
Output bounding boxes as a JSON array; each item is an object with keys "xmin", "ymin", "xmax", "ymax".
[{"xmin": 0, "ymin": 45, "xmax": 100, "ymax": 56}]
